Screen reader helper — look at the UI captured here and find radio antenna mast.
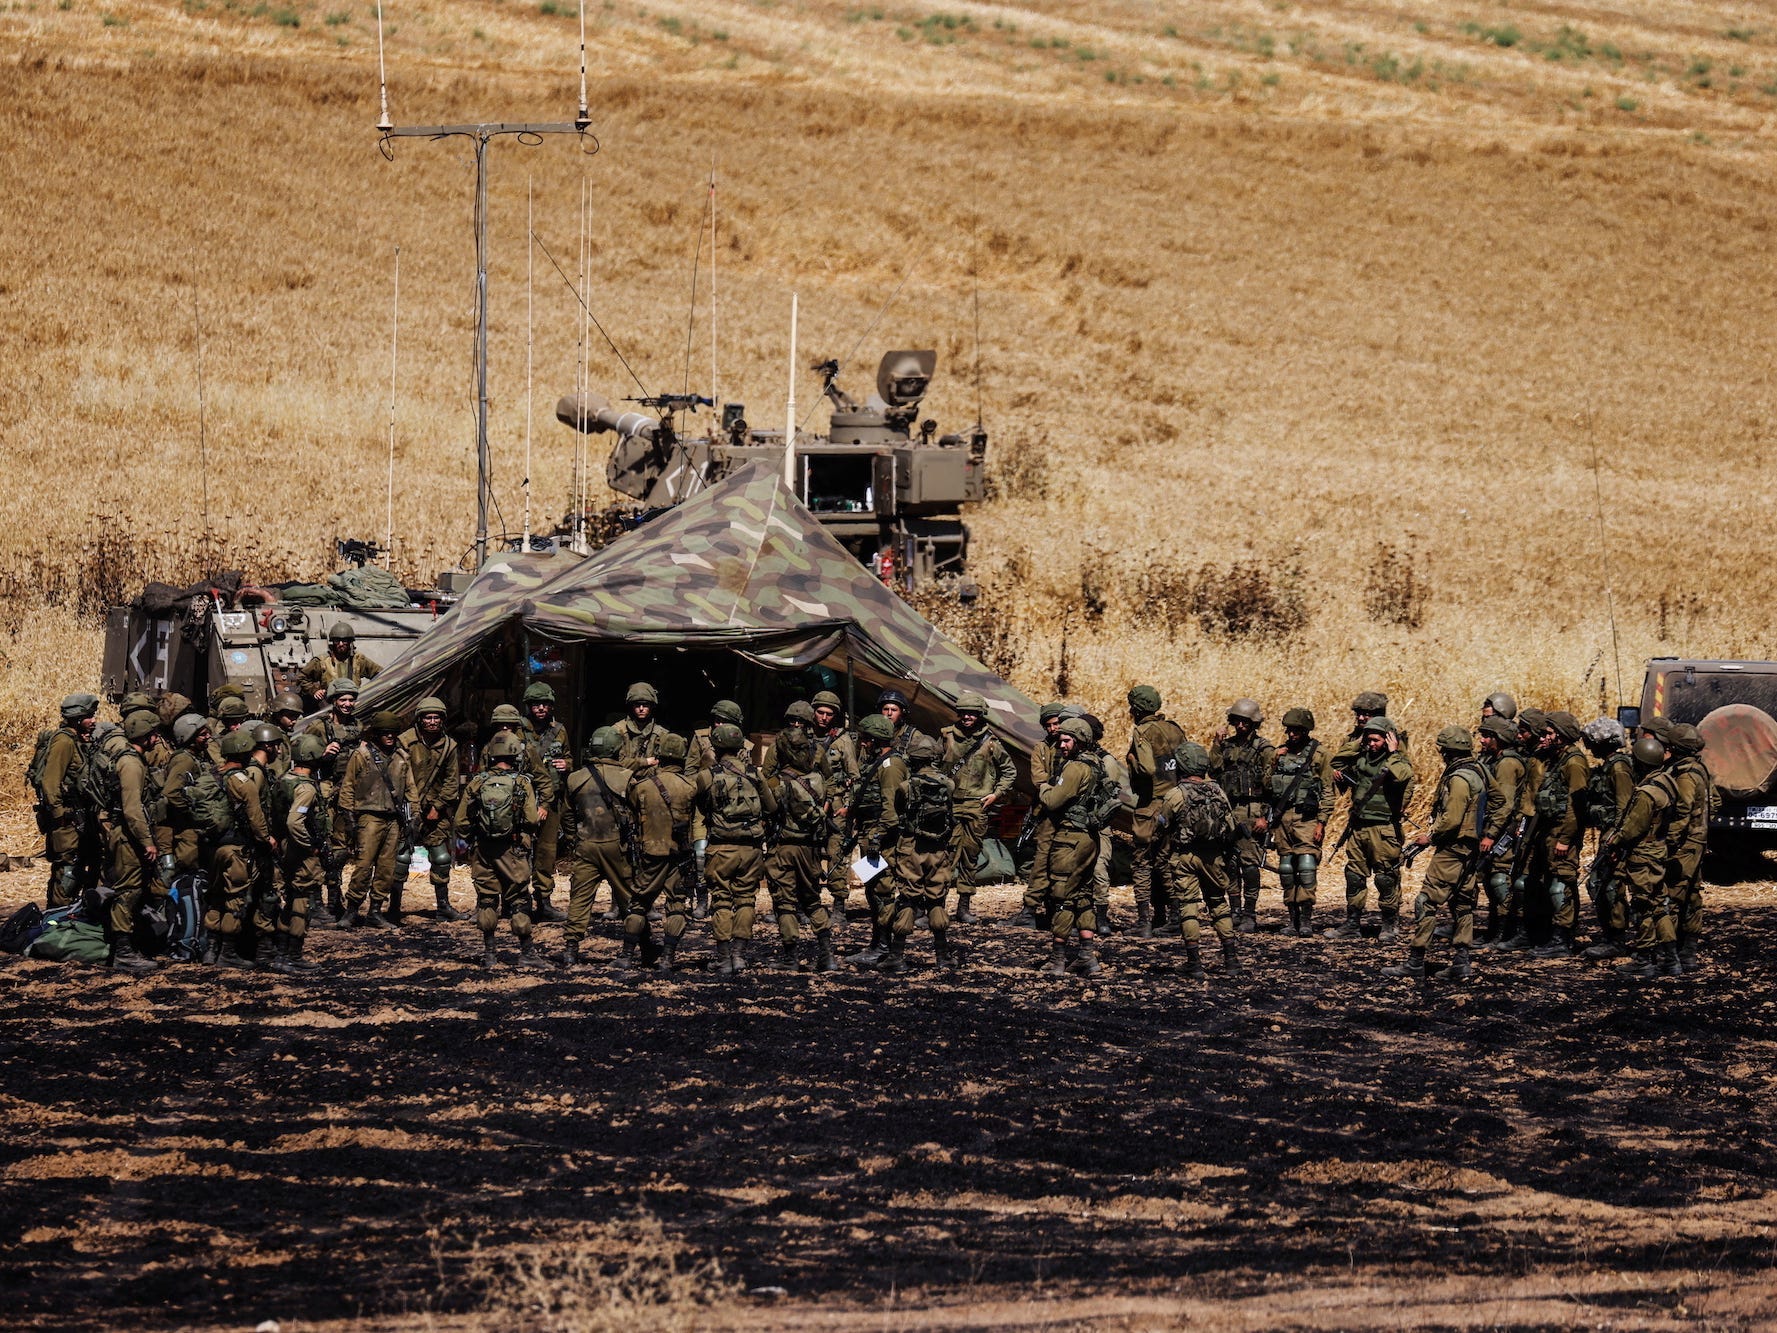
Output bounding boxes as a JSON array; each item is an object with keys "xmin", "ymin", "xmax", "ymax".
[
  {"xmin": 191, "ymin": 282, "xmax": 212, "ymax": 569},
  {"xmin": 709, "ymin": 153, "xmax": 718, "ymax": 410},
  {"xmin": 384, "ymin": 244, "xmax": 399, "ymax": 568},
  {"xmin": 376, "ymin": 0, "xmax": 594, "ymax": 568},
  {"xmin": 523, "ymin": 178, "xmax": 533, "ymax": 551}
]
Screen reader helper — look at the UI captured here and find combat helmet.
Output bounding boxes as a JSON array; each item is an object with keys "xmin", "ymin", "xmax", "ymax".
[
  {"xmin": 219, "ymin": 729, "xmax": 257, "ymax": 760},
  {"xmin": 783, "ymin": 700, "xmax": 817, "ymax": 727},
  {"xmin": 119, "ymin": 691, "xmax": 157, "ymax": 718},
  {"xmin": 1282, "ymin": 707, "xmax": 1315, "ymax": 732},
  {"xmin": 122, "ymin": 711, "xmax": 160, "ymax": 742},
  {"xmin": 1057, "ymin": 717, "xmax": 1094, "ymax": 745},
  {"xmin": 710, "ymin": 699, "xmax": 744, "ymax": 726},
  {"xmin": 710, "ymin": 722, "xmax": 746, "ymax": 752},
  {"xmin": 810, "ymin": 690, "xmax": 843, "ymax": 713},
  {"xmin": 1127, "ymin": 685, "xmax": 1162, "ymax": 718},
  {"xmin": 59, "ymin": 692, "xmax": 100, "ymax": 722},
  {"xmin": 1483, "ymin": 691, "xmax": 1518, "ymax": 720},
  {"xmin": 291, "ymin": 734, "xmax": 327, "ymax": 765},
  {"xmin": 172, "ymin": 713, "xmax": 208, "ymax": 747},
  {"xmin": 586, "ymin": 726, "xmax": 622, "ymax": 760},
  {"xmin": 1174, "ymin": 741, "xmax": 1211, "ymax": 778},
  {"xmin": 1670, "ymin": 724, "xmax": 1704, "ymax": 756},
  {"xmin": 1630, "ymin": 735, "xmax": 1666, "ymax": 770},
  {"xmin": 270, "ymin": 691, "xmax": 305, "ymax": 719},
  {"xmin": 1227, "ymin": 698, "xmax": 1264, "ymax": 725},
  {"xmin": 625, "ymin": 682, "xmax": 659, "ymax": 706},
  {"xmin": 484, "ymin": 732, "xmax": 524, "ymax": 761},
  {"xmin": 1351, "ymin": 691, "xmax": 1388, "ymax": 714},
  {"xmin": 250, "ymin": 722, "xmax": 286, "ymax": 748},
  {"xmin": 490, "ymin": 704, "xmax": 524, "ymax": 727},
  {"xmin": 215, "ymin": 697, "xmax": 251, "ymax": 722},
  {"xmin": 906, "ymin": 733, "xmax": 944, "ymax": 764},
  {"xmin": 1582, "ymin": 717, "xmax": 1625, "ymax": 750},
  {"xmin": 523, "ymin": 682, "xmax": 556, "ymax": 705},
  {"xmin": 325, "ymin": 678, "xmax": 359, "ymax": 702},
  {"xmin": 415, "ymin": 696, "xmax": 448, "ymax": 719},
  {"xmin": 329, "ymin": 623, "xmax": 356, "ymax": 643},
  {"xmin": 1435, "ymin": 724, "xmax": 1474, "ymax": 755},
  {"xmin": 953, "ymin": 692, "xmax": 987, "ymax": 715},
  {"xmin": 655, "ymin": 732, "xmax": 688, "ymax": 762},
  {"xmin": 857, "ymin": 714, "xmax": 893, "ymax": 743}
]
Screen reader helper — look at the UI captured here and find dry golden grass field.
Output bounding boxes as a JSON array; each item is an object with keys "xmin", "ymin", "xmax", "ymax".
[{"xmin": 10, "ymin": 7, "xmax": 1777, "ymax": 1328}]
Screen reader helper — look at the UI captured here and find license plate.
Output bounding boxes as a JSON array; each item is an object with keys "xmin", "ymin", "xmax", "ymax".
[{"xmin": 1746, "ymin": 805, "xmax": 1777, "ymax": 828}]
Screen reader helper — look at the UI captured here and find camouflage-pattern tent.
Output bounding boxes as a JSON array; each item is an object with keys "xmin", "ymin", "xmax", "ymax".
[{"xmin": 357, "ymin": 462, "xmax": 1042, "ymax": 775}]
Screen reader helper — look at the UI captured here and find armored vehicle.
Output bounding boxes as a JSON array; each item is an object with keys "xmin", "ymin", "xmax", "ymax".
[
  {"xmin": 1621, "ymin": 658, "xmax": 1777, "ymax": 842},
  {"xmin": 99, "ymin": 541, "xmax": 478, "ymax": 714},
  {"xmin": 556, "ymin": 350, "xmax": 986, "ymax": 590}
]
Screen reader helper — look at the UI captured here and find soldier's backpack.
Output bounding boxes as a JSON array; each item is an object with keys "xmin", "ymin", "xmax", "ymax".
[
  {"xmin": 154, "ymin": 874, "xmax": 208, "ymax": 962},
  {"xmin": 1579, "ymin": 752, "xmax": 1631, "ymax": 831},
  {"xmin": 905, "ymin": 768, "xmax": 956, "ymax": 842},
  {"xmin": 709, "ymin": 766, "xmax": 766, "ymax": 841},
  {"xmin": 1065, "ymin": 755, "xmax": 1126, "ymax": 834},
  {"xmin": 475, "ymin": 770, "xmax": 524, "ymax": 838},
  {"xmin": 77, "ymin": 734, "xmax": 129, "ymax": 821},
  {"xmin": 27, "ymin": 916, "xmax": 111, "ymax": 965},
  {"xmin": 283, "ymin": 774, "xmax": 329, "ymax": 848},
  {"xmin": 0, "ymin": 901, "xmax": 45, "ymax": 955},
  {"xmin": 26, "ymin": 727, "xmax": 78, "ymax": 809},
  {"xmin": 186, "ymin": 764, "xmax": 238, "ymax": 842},
  {"xmin": 778, "ymin": 772, "xmax": 830, "ymax": 843},
  {"xmin": 256, "ymin": 765, "xmax": 290, "ymax": 836},
  {"xmin": 1174, "ymin": 782, "xmax": 1236, "ymax": 846},
  {"xmin": 1533, "ymin": 763, "xmax": 1571, "ymax": 823}
]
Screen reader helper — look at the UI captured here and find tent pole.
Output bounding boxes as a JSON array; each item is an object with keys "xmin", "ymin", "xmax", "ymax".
[{"xmin": 845, "ymin": 651, "xmax": 855, "ymax": 723}]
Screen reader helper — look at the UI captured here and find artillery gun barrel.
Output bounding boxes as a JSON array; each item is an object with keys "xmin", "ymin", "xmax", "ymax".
[{"xmin": 554, "ymin": 393, "xmax": 658, "ymax": 441}]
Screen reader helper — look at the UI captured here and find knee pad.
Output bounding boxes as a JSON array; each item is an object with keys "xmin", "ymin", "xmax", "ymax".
[
  {"xmin": 1242, "ymin": 865, "xmax": 1261, "ymax": 892},
  {"xmin": 1299, "ymin": 856, "xmax": 1319, "ymax": 890},
  {"xmin": 1344, "ymin": 866, "xmax": 1367, "ymax": 892},
  {"xmin": 1413, "ymin": 890, "xmax": 1434, "ymax": 922},
  {"xmin": 1486, "ymin": 872, "xmax": 1509, "ymax": 907},
  {"xmin": 1374, "ymin": 870, "xmax": 1400, "ymax": 895},
  {"xmin": 1276, "ymin": 863, "xmax": 1297, "ymax": 891},
  {"xmin": 1548, "ymin": 879, "xmax": 1569, "ymax": 913}
]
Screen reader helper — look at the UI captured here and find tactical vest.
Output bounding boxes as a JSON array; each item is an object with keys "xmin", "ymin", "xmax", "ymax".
[
  {"xmin": 709, "ymin": 761, "xmax": 766, "ymax": 842},
  {"xmin": 1534, "ymin": 748, "xmax": 1580, "ymax": 822},
  {"xmin": 570, "ymin": 767, "xmax": 623, "ymax": 843},
  {"xmin": 1269, "ymin": 740, "xmax": 1323, "ymax": 816},
  {"xmin": 776, "ymin": 770, "xmax": 829, "ymax": 843},
  {"xmin": 1439, "ymin": 760, "xmax": 1488, "ymax": 841},
  {"xmin": 1581, "ymin": 751, "xmax": 1632, "ymax": 831},
  {"xmin": 282, "ymin": 773, "xmax": 329, "ymax": 847},
  {"xmin": 904, "ymin": 767, "xmax": 956, "ymax": 842},
  {"xmin": 1129, "ymin": 715, "xmax": 1186, "ymax": 803},
  {"xmin": 1215, "ymin": 737, "xmax": 1270, "ymax": 807},
  {"xmin": 1059, "ymin": 752, "xmax": 1122, "ymax": 833},
  {"xmin": 318, "ymin": 716, "xmax": 362, "ymax": 785}
]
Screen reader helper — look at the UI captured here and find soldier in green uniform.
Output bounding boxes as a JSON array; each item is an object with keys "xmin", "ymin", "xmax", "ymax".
[
  {"xmin": 271, "ymin": 733, "xmax": 328, "ymax": 975},
  {"xmin": 876, "ymin": 688, "xmax": 934, "ymax": 757},
  {"xmin": 1124, "ymin": 686, "xmax": 1186, "ymax": 939},
  {"xmin": 1489, "ymin": 707, "xmax": 1548, "ymax": 950},
  {"xmin": 401, "ymin": 697, "xmax": 462, "ymax": 921},
  {"xmin": 940, "ymin": 692, "xmax": 1014, "ymax": 925},
  {"xmin": 699, "ymin": 722, "xmax": 775, "ymax": 977},
  {"xmin": 764, "ymin": 727, "xmax": 836, "ymax": 972},
  {"xmin": 1601, "ymin": 735, "xmax": 1683, "ymax": 979},
  {"xmin": 104, "ymin": 712, "xmax": 165, "ymax": 975},
  {"xmin": 1085, "ymin": 713, "xmax": 1134, "ymax": 931},
  {"xmin": 872, "ymin": 733, "xmax": 959, "ymax": 975},
  {"xmin": 489, "ymin": 704, "xmax": 559, "ymax": 921},
  {"xmin": 1271, "ymin": 707, "xmax": 1334, "ymax": 936},
  {"xmin": 36, "ymin": 692, "xmax": 97, "ymax": 907},
  {"xmin": 268, "ymin": 691, "xmax": 305, "ymax": 739},
  {"xmin": 523, "ymin": 682, "xmax": 572, "ymax": 923},
  {"xmin": 456, "ymin": 731, "xmax": 547, "ymax": 969},
  {"xmin": 844, "ymin": 714, "xmax": 909, "ymax": 966},
  {"xmin": 1328, "ymin": 717, "xmax": 1414, "ymax": 941},
  {"xmin": 1387, "ymin": 726, "xmax": 1489, "ymax": 980},
  {"xmin": 1665, "ymin": 723, "xmax": 1716, "ymax": 972},
  {"xmin": 1033, "ymin": 717, "xmax": 1113, "ymax": 978},
  {"xmin": 1474, "ymin": 716, "xmax": 1526, "ymax": 943},
  {"xmin": 1480, "ymin": 692, "xmax": 1517, "ymax": 722},
  {"xmin": 302, "ymin": 677, "xmax": 363, "ymax": 925},
  {"xmin": 1578, "ymin": 718, "xmax": 1636, "ymax": 959},
  {"xmin": 625, "ymin": 731, "xmax": 697, "ymax": 971},
  {"xmin": 685, "ymin": 699, "xmax": 745, "ymax": 923},
  {"xmin": 297, "ymin": 623, "xmax": 382, "ymax": 711},
  {"xmin": 160, "ymin": 714, "xmax": 211, "ymax": 876},
  {"xmin": 1526, "ymin": 711, "xmax": 1590, "ymax": 957},
  {"xmin": 1013, "ymin": 702, "xmax": 1069, "ymax": 929},
  {"xmin": 1157, "ymin": 741, "xmax": 1240, "ymax": 978},
  {"xmin": 1211, "ymin": 699, "xmax": 1275, "ymax": 934},
  {"xmin": 810, "ymin": 691, "xmax": 860, "ymax": 925},
  {"xmin": 615, "ymin": 682, "xmax": 664, "ymax": 769},
  {"xmin": 559, "ymin": 727, "xmax": 636, "ymax": 966},
  {"xmin": 337, "ymin": 711, "xmax": 410, "ymax": 930},
  {"xmin": 211, "ymin": 728, "xmax": 277, "ymax": 970}
]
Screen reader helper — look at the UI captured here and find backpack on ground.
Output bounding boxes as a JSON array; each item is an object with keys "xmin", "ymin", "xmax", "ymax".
[
  {"xmin": 905, "ymin": 768, "xmax": 956, "ymax": 842},
  {"xmin": 710, "ymin": 766, "xmax": 766, "ymax": 841},
  {"xmin": 0, "ymin": 901, "xmax": 45, "ymax": 954},
  {"xmin": 475, "ymin": 770, "xmax": 525, "ymax": 838},
  {"xmin": 146, "ymin": 874, "xmax": 208, "ymax": 962},
  {"xmin": 187, "ymin": 764, "xmax": 238, "ymax": 842},
  {"xmin": 27, "ymin": 916, "xmax": 111, "ymax": 965}
]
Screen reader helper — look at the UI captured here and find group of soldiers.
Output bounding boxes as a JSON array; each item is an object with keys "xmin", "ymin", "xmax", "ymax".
[{"xmin": 24, "ymin": 653, "xmax": 1713, "ymax": 984}]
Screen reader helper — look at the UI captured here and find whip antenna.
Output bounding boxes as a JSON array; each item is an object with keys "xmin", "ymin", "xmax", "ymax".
[
  {"xmin": 191, "ymin": 282, "xmax": 212, "ymax": 569},
  {"xmin": 374, "ymin": 0, "xmax": 391, "ymax": 131},
  {"xmin": 576, "ymin": 0, "xmax": 589, "ymax": 130},
  {"xmin": 523, "ymin": 178, "xmax": 534, "ymax": 549},
  {"xmin": 709, "ymin": 153, "xmax": 718, "ymax": 410},
  {"xmin": 783, "ymin": 291, "xmax": 798, "ymax": 488},
  {"xmin": 1585, "ymin": 406, "xmax": 1625, "ymax": 707},
  {"xmin": 971, "ymin": 215, "xmax": 983, "ymax": 427},
  {"xmin": 385, "ymin": 244, "xmax": 399, "ymax": 568}
]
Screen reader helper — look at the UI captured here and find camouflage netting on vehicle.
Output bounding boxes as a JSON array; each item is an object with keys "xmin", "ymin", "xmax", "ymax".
[{"xmin": 354, "ymin": 463, "xmax": 1042, "ymax": 777}]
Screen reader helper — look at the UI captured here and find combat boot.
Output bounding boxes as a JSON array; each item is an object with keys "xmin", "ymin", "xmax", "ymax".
[
  {"xmin": 1324, "ymin": 910, "xmax": 1362, "ymax": 941},
  {"xmin": 1037, "ymin": 939, "xmax": 1068, "ymax": 976},
  {"xmin": 1615, "ymin": 949, "xmax": 1658, "ymax": 980},
  {"xmin": 201, "ymin": 934, "xmax": 222, "ymax": 966},
  {"xmin": 1221, "ymin": 939, "xmax": 1243, "ymax": 975},
  {"xmin": 1382, "ymin": 946, "xmax": 1425, "ymax": 978},
  {"xmin": 480, "ymin": 931, "xmax": 498, "ymax": 969},
  {"xmin": 362, "ymin": 910, "xmax": 396, "ymax": 930},
  {"xmin": 934, "ymin": 928, "xmax": 958, "ymax": 969},
  {"xmin": 434, "ymin": 886, "xmax": 462, "ymax": 922},
  {"xmin": 768, "ymin": 939, "xmax": 799, "ymax": 971},
  {"xmin": 253, "ymin": 933, "xmax": 281, "ymax": 970},
  {"xmin": 1237, "ymin": 911, "xmax": 1257, "ymax": 935},
  {"xmin": 560, "ymin": 939, "xmax": 581, "ymax": 968},
  {"xmin": 874, "ymin": 937, "xmax": 909, "ymax": 976},
  {"xmin": 715, "ymin": 939, "xmax": 736, "ymax": 977},
  {"xmin": 1658, "ymin": 940, "xmax": 1684, "ymax": 977},
  {"xmin": 813, "ymin": 929, "xmax": 838, "ymax": 973},
  {"xmin": 1135, "ymin": 904, "xmax": 1154, "ymax": 939},
  {"xmin": 272, "ymin": 934, "xmax": 321, "ymax": 976},
  {"xmin": 1178, "ymin": 941, "xmax": 1207, "ymax": 979},
  {"xmin": 638, "ymin": 931, "xmax": 663, "ymax": 970},
  {"xmin": 1377, "ymin": 913, "xmax": 1399, "ymax": 944},
  {"xmin": 1430, "ymin": 946, "xmax": 1473, "ymax": 982},
  {"xmin": 1097, "ymin": 905, "xmax": 1116, "ymax": 935},
  {"xmin": 532, "ymin": 894, "xmax": 566, "ymax": 924},
  {"xmin": 216, "ymin": 937, "xmax": 254, "ymax": 970},
  {"xmin": 1297, "ymin": 907, "xmax": 1314, "ymax": 938},
  {"xmin": 1529, "ymin": 927, "xmax": 1575, "ymax": 960},
  {"xmin": 1491, "ymin": 921, "xmax": 1531, "ymax": 952},
  {"xmin": 1067, "ymin": 938, "xmax": 1102, "ymax": 977},
  {"xmin": 953, "ymin": 894, "xmax": 977, "ymax": 925},
  {"xmin": 730, "ymin": 939, "xmax": 750, "ymax": 975},
  {"xmin": 516, "ymin": 938, "xmax": 552, "ymax": 970},
  {"xmin": 1285, "ymin": 904, "xmax": 1300, "ymax": 936},
  {"xmin": 1008, "ymin": 907, "xmax": 1039, "ymax": 929},
  {"xmin": 692, "ymin": 879, "xmax": 710, "ymax": 922},
  {"xmin": 334, "ymin": 909, "xmax": 361, "ymax": 931},
  {"xmin": 1583, "ymin": 932, "xmax": 1628, "ymax": 961},
  {"xmin": 387, "ymin": 881, "xmax": 405, "ymax": 921},
  {"xmin": 847, "ymin": 923, "xmax": 888, "ymax": 967},
  {"xmin": 1677, "ymin": 937, "xmax": 1700, "ymax": 972},
  {"xmin": 661, "ymin": 934, "xmax": 680, "ymax": 973},
  {"xmin": 109, "ymin": 938, "xmax": 161, "ymax": 975}
]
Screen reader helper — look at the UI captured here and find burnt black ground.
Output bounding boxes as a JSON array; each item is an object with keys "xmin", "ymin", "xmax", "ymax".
[{"xmin": 2, "ymin": 881, "xmax": 1776, "ymax": 1328}]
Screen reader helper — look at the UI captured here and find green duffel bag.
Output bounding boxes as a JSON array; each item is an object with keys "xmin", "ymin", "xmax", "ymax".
[{"xmin": 27, "ymin": 919, "xmax": 112, "ymax": 965}]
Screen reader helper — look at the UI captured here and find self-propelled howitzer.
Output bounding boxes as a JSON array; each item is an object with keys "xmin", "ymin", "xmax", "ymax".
[{"xmin": 555, "ymin": 350, "xmax": 986, "ymax": 591}]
